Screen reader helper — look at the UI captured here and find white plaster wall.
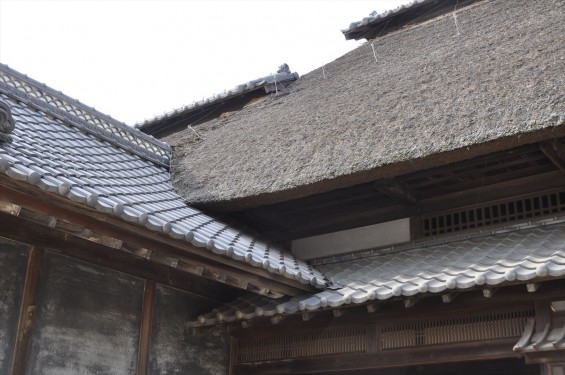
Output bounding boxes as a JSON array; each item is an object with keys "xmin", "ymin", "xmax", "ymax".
[{"xmin": 292, "ymin": 218, "xmax": 411, "ymax": 259}]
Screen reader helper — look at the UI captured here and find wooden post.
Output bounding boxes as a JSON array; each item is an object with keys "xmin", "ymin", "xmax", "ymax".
[
  {"xmin": 10, "ymin": 247, "xmax": 43, "ymax": 375},
  {"xmin": 136, "ymin": 280, "xmax": 156, "ymax": 375}
]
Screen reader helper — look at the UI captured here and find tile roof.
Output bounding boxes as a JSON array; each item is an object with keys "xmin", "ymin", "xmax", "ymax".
[
  {"xmin": 0, "ymin": 63, "xmax": 170, "ymax": 164},
  {"xmin": 514, "ymin": 318, "xmax": 565, "ymax": 354},
  {"xmin": 136, "ymin": 64, "xmax": 299, "ymax": 132},
  {"xmin": 190, "ymin": 219, "xmax": 565, "ymax": 326},
  {"xmin": 342, "ymin": 0, "xmax": 431, "ymax": 40},
  {"xmin": 0, "ymin": 66, "xmax": 327, "ymax": 288}
]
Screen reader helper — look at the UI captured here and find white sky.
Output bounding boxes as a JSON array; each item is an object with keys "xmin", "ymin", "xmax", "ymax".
[{"xmin": 0, "ymin": 0, "xmax": 406, "ymax": 125}]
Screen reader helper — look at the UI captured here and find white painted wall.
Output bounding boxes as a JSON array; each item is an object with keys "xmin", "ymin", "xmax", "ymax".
[{"xmin": 292, "ymin": 218, "xmax": 411, "ymax": 260}]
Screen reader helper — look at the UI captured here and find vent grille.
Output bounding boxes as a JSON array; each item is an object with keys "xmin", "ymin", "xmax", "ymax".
[
  {"xmin": 423, "ymin": 191, "xmax": 565, "ymax": 237},
  {"xmin": 381, "ymin": 309, "xmax": 533, "ymax": 350},
  {"xmin": 234, "ymin": 327, "xmax": 366, "ymax": 363}
]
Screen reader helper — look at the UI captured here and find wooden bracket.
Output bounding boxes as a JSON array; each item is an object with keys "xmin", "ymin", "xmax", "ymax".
[
  {"xmin": 404, "ymin": 297, "xmax": 419, "ymax": 308},
  {"xmin": 442, "ymin": 292, "xmax": 459, "ymax": 303},
  {"xmin": 366, "ymin": 302, "xmax": 379, "ymax": 313},
  {"xmin": 374, "ymin": 179, "xmax": 419, "ymax": 205},
  {"xmin": 483, "ymin": 288, "xmax": 498, "ymax": 298},
  {"xmin": 540, "ymin": 139, "xmax": 565, "ymax": 173},
  {"xmin": 527, "ymin": 283, "xmax": 541, "ymax": 293}
]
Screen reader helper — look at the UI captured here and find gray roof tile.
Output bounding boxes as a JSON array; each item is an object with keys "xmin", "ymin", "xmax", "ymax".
[
  {"xmin": 0, "ymin": 63, "xmax": 170, "ymax": 165},
  {"xmin": 0, "ymin": 71, "xmax": 327, "ymax": 289},
  {"xmin": 190, "ymin": 220, "xmax": 565, "ymax": 326}
]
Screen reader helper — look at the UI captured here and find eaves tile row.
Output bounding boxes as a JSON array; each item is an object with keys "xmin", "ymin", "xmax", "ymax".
[
  {"xmin": 0, "ymin": 89, "xmax": 327, "ymax": 288},
  {"xmin": 190, "ymin": 220, "xmax": 565, "ymax": 326},
  {"xmin": 0, "ymin": 63, "xmax": 170, "ymax": 159}
]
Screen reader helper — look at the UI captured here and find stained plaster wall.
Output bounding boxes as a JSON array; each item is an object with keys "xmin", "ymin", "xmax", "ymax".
[
  {"xmin": 150, "ymin": 284, "xmax": 230, "ymax": 375},
  {"xmin": 27, "ymin": 252, "xmax": 144, "ymax": 375},
  {"xmin": 0, "ymin": 240, "xmax": 231, "ymax": 375},
  {"xmin": 0, "ymin": 238, "xmax": 28, "ymax": 374}
]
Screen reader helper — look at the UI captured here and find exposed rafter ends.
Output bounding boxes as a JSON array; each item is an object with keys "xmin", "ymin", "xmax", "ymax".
[
  {"xmin": 483, "ymin": 288, "xmax": 498, "ymax": 298},
  {"xmin": 527, "ymin": 283, "xmax": 541, "ymax": 293}
]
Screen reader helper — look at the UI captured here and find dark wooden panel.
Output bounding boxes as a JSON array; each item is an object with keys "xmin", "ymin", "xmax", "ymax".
[
  {"xmin": 27, "ymin": 252, "xmax": 144, "ymax": 375},
  {"xmin": 149, "ymin": 284, "xmax": 228, "ymax": 375},
  {"xmin": 0, "ymin": 237, "xmax": 28, "ymax": 374}
]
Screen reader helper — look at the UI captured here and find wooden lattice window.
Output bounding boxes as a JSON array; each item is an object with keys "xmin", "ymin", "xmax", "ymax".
[
  {"xmin": 380, "ymin": 308, "xmax": 533, "ymax": 350},
  {"xmin": 422, "ymin": 191, "xmax": 565, "ymax": 237},
  {"xmin": 233, "ymin": 327, "xmax": 367, "ymax": 363}
]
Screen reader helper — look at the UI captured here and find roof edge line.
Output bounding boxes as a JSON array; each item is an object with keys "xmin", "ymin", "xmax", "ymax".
[
  {"xmin": 0, "ymin": 63, "xmax": 171, "ymax": 153},
  {"xmin": 0, "ymin": 85, "xmax": 169, "ymax": 168}
]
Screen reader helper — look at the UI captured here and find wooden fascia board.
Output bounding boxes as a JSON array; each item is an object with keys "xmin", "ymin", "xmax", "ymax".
[
  {"xmin": 0, "ymin": 176, "xmax": 315, "ymax": 296},
  {"xmin": 232, "ymin": 338, "xmax": 519, "ymax": 375}
]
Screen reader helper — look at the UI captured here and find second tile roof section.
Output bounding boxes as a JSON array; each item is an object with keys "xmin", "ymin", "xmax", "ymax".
[{"xmin": 0, "ymin": 88, "xmax": 327, "ymax": 288}]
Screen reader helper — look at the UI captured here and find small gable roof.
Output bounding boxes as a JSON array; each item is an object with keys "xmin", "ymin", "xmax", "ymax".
[
  {"xmin": 165, "ymin": 0, "xmax": 565, "ymax": 211},
  {"xmin": 0, "ymin": 64, "xmax": 327, "ymax": 288}
]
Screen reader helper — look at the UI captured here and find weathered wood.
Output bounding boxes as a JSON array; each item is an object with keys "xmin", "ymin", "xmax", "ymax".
[
  {"xmin": 0, "ymin": 177, "xmax": 314, "ymax": 296},
  {"xmin": 0, "ymin": 210, "xmax": 241, "ymax": 303},
  {"xmin": 374, "ymin": 179, "xmax": 419, "ymax": 205},
  {"xmin": 272, "ymin": 170, "xmax": 565, "ymax": 240},
  {"xmin": 527, "ymin": 283, "xmax": 541, "ymax": 293},
  {"xmin": 137, "ymin": 280, "xmax": 155, "ymax": 375},
  {"xmin": 232, "ymin": 338, "xmax": 520, "ymax": 374},
  {"xmin": 540, "ymin": 139, "xmax": 565, "ymax": 173},
  {"xmin": 10, "ymin": 247, "xmax": 42, "ymax": 375},
  {"xmin": 0, "ymin": 238, "xmax": 29, "ymax": 375}
]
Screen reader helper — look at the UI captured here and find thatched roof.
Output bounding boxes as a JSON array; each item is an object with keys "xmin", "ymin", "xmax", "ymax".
[{"xmin": 166, "ymin": 0, "xmax": 565, "ymax": 211}]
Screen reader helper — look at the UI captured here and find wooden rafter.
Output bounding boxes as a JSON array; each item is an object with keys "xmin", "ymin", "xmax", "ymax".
[
  {"xmin": 540, "ymin": 139, "xmax": 565, "ymax": 173},
  {"xmin": 0, "ymin": 176, "xmax": 315, "ymax": 297}
]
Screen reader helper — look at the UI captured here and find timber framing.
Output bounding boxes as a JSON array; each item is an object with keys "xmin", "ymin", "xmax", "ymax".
[
  {"xmin": 9, "ymin": 247, "xmax": 43, "ymax": 375},
  {"xmin": 0, "ymin": 175, "xmax": 314, "ymax": 298},
  {"xmin": 229, "ymin": 280, "xmax": 565, "ymax": 375},
  {"xmin": 236, "ymin": 141, "xmax": 565, "ymax": 241}
]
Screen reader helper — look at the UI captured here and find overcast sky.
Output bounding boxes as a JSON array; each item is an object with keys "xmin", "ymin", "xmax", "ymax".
[{"xmin": 0, "ymin": 0, "xmax": 407, "ymax": 125}]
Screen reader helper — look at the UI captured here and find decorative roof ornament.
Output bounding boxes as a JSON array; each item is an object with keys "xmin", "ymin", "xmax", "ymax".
[
  {"xmin": 277, "ymin": 63, "xmax": 291, "ymax": 74},
  {"xmin": 0, "ymin": 100, "xmax": 15, "ymax": 144}
]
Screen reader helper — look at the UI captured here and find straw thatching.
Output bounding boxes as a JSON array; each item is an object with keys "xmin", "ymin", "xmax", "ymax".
[{"xmin": 166, "ymin": 0, "xmax": 565, "ymax": 211}]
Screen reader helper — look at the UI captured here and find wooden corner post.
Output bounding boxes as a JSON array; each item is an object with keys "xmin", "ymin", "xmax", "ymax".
[{"xmin": 10, "ymin": 247, "xmax": 43, "ymax": 375}]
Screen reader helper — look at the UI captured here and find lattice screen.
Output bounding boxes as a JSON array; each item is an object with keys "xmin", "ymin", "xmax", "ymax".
[
  {"xmin": 422, "ymin": 191, "xmax": 565, "ymax": 236},
  {"xmin": 233, "ymin": 308, "xmax": 533, "ymax": 364}
]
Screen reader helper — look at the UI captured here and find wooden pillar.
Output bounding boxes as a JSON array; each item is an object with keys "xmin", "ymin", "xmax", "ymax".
[
  {"xmin": 136, "ymin": 280, "xmax": 156, "ymax": 375},
  {"xmin": 541, "ymin": 363, "xmax": 565, "ymax": 375},
  {"xmin": 10, "ymin": 247, "xmax": 43, "ymax": 375}
]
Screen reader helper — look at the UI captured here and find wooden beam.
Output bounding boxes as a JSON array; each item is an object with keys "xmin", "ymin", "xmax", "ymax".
[
  {"xmin": 483, "ymin": 288, "xmax": 498, "ymax": 298},
  {"xmin": 276, "ymin": 170, "xmax": 565, "ymax": 240},
  {"xmin": 374, "ymin": 179, "xmax": 418, "ymax": 205},
  {"xmin": 0, "ymin": 210, "xmax": 240, "ymax": 303},
  {"xmin": 366, "ymin": 303, "xmax": 379, "ymax": 313},
  {"xmin": 442, "ymin": 293, "xmax": 459, "ymax": 304},
  {"xmin": 527, "ymin": 283, "xmax": 541, "ymax": 293},
  {"xmin": 232, "ymin": 338, "xmax": 520, "ymax": 374},
  {"xmin": 10, "ymin": 247, "xmax": 43, "ymax": 375},
  {"xmin": 136, "ymin": 280, "xmax": 155, "ymax": 375},
  {"xmin": 540, "ymin": 139, "xmax": 565, "ymax": 173},
  {"xmin": 0, "ymin": 180, "xmax": 315, "ymax": 296}
]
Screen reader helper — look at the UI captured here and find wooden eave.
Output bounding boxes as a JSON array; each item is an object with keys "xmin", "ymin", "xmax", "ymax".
[{"xmin": 0, "ymin": 175, "xmax": 316, "ymax": 299}]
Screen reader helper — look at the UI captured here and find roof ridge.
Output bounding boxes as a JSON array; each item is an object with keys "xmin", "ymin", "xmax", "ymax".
[
  {"xmin": 136, "ymin": 63, "xmax": 299, "ymax": 133},
  {"xmin": 0, "ymin": 63, "xmax": 171, "ymax": 161}
]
